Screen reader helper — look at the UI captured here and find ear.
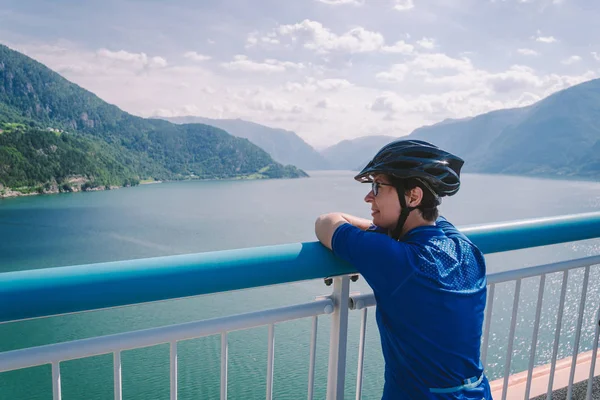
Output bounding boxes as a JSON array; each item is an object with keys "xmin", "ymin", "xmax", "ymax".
[{"xmin": 407, "ymin": 186, "xmax": 423, "ymax": 207}]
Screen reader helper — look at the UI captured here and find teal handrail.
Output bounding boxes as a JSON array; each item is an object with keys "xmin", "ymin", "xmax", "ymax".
[{"xmin": 1, "ymin": 212, "xmax": 599, "ymax": 324}]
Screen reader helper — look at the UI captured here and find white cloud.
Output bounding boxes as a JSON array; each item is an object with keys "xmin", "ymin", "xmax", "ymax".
[
  {"xmin": 562, "ymin": 55, "xmax": 581, "ymax": 65},
  {"xmin": 370, "ymin": 92, "xmax": 408, "ymax": 119},
  {"xmin": 246, "ymin": 35, "xmax": 258, "ymax": 48},
  {"xmin": 277, "ymin": 20, "xmax": 386, "ymax": 54},
  {"xmin": 417, "ymin": 38, "xmax": 435, "ymax": 49},
  {"xmin": 514, "ymin": 91, "xmax": 542, "ymax": 104},
  {"xmin": 315, "ymin": 98, "xmax": 345, "ymax": 110},
  {"xmin": 381, "ymin": 40, "xmax": 414, "ymax": 54},
  {"xmin": 96, "ymin": 49, "xmax": 168, "ymax": 68},
  {"xmin": 368, "ymin": 90, "xmax": 488, "ymax": 120},
  {"xmin": 517, "ymin": 48, "xmax": 539, "ymax": 56},
  {"xmin": 154, "ymin": 104, "xmax": 207, "ymax": 118},
  {"xmin": 261, "ymin": 37, "xmax": 280, "ymax": 45},
  {"xmin": 485, "ymin": 65, "xmax": 543, "ymax": 93},
  {"xmin": 374, "ymin": 50, "xmax": 597, "ymax": 118},
  {"xmin": 151, "ymin": 57, "xmax": 168, "ymax": 68},
  {"xmin": 315, "ymin": 78, "xmax": 354, "ymax": 90},
  {"xmin": 536, "ymin": 36, "xmax": 557, "ymax": 43},
  {"xmin": 183, "ymin": 51, "xmax": 211, "ymax": 62},
  {"xmin": 533, "ymin": 30, "xmax": 557, "ymax": 43},
  {"xmin": 368, "ymin": 87, "xmax": 537, "ymax": 123},
  {"xmin": 247, "ymin": 98, "xmax": 304, "ymax": 113},
  {"xmin": 419, "ymin": 60, "xmax": 595, "ymax": 98},
  {"xmin": 411, "ymin": 53, "xmax": 473, "ymax": 72},
  {"xmin": 591, "ymin": 52, "xmax": 600, "ymax": 62},
  {"xmin": 221, "ymin": 55, "xmax": 304, "ymax": 72},
  {"xmin": 282, "ymin": 82, "xmax": 307, "ymax": 92},
  {"xmin": 269, "ymin": 20, "xmax": 414, "ymax": 55},
  {"xmin": 394, "ymin": 0, "xmax": 415, "ymax": 11},
  {"xmin": 97, "ymin": 49, "xmax": 144, "ymax": 63},
  {"xmin": 246, "ymin": 31, "xmax": 279, "ymax": 48},
  {"xmin": 282, "ymin": 78, "xmax": 353, "ymax": 92},
  {"xmin": 377, "ymin": 53, "xmax": 475, "ymax": 85},
  {"xmin": 266, "ymin": 59, "xmax": 305, "ymax": 69},
  {"xmin": 376, "ymin": 64, "xmax": 410, "ymax": 82},
  {"xmin": 316, "ymin": 99, "xmax": 329, "ymax": 108}
]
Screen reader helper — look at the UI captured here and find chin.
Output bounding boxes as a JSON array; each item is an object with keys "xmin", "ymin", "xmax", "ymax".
[{"xmin": 372, "ymin": 216, "xmax": 386, "ymax": 228}]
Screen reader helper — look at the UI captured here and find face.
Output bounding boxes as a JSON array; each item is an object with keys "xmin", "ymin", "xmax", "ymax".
[{"xmin": 364, "ymin": 174, "xmax": 401, "ymax": 230}]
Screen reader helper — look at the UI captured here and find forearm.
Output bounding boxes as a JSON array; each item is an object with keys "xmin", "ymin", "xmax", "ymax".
[
  {"xmin": 339, "ymin": 213, "xmax": 373, "ymax": 230},
  {"xmin": 315, "ymin": 212, "xmax": 372, "ymax": 250}
]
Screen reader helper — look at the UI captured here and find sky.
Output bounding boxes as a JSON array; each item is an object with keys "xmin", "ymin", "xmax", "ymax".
[{"xmin": 1, "ymin": 0, "xmax": 599, "ymax": 148}]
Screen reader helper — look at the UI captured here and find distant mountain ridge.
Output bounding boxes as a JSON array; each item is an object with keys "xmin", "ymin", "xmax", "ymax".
[
  {"xmin": 163, "ymin": 116, "xmax": 330, "ymax": 171},
  {"xmin": 320, "ymin": 135, "xmax": 397, "ymax": 170},
  {"xmin": 0, "ymin": 44, "xmax": 306, "ymax": 196},
  {"xmin": 320, "ymin": 78, "xmax": 600, "ymax": 180},
  {"xmin": 409, "ymin": 107, "xmax": 532, "ymax": 169},
  {"xmin": 409, "ymin": 79, "xmax": 600, "ymax": 178}
]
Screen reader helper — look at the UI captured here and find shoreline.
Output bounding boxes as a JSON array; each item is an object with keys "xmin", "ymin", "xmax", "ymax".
[
  {"xmin": 0, "ymin": 172, "xmax": 306, "ymax": 199},
  {"xmin": 2, "ymin": 170, "xmax": 598, "ymax": 200},
  {"xmin": 0, "ymin": 184, "xmax": 125, "ymax": 199},
  {"xmin": 139, "ymin": 180, "xmax": 163, "ymax": 185}
]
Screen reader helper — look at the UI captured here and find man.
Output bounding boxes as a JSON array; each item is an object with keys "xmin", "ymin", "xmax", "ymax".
[{"xmin": 315, "ymin": 140, "xmax": 492, "ymax": 399}]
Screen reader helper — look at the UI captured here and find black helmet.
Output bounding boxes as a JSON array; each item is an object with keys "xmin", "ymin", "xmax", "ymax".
[{"xmin": 354, "ymin": 139, "xmax": 464, "ymax": 197}]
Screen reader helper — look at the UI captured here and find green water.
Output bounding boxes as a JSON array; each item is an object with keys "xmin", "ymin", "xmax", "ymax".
[{"xmin": 1, "ymin": 171, "xmax": 599, "ymax": 399}]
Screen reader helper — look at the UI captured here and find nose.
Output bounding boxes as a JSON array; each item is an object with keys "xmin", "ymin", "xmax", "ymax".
[{"xmin": 364, "ymin": 190, "xmax": 375, "ymax": 203}]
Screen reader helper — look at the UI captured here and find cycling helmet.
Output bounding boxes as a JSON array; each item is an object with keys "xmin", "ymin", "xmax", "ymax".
[
  {"xmin": 355, "ymin": 139, "xmax": 463, "ymax": 197},
  {"xmin": 355, "ymin": 139, "xmax": 464, "ymax": 239}
]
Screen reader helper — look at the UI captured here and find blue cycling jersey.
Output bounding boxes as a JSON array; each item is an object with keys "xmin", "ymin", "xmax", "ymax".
[{"xmin": 331, "ymin": 216, "xmax": 492, "ymax": 399}]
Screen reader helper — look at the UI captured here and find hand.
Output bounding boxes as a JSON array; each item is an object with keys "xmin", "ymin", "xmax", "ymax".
[
  {"xmin": 339, "ymin": 213, "xmax": 373, "ymax": 230},
  {"xmin": 315, "ymin": 212, "xmax": 371, "ymax": 250}
]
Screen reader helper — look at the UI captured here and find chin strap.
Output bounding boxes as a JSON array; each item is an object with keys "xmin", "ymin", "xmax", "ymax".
[{"xmin": 390, "ymin": 181, "xmax": 417, "ymax": 240}]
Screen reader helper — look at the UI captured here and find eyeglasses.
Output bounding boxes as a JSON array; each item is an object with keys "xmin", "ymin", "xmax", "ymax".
[{"xmin": 371, "ymin": 181, "xmax": 394, "ymax": 196}]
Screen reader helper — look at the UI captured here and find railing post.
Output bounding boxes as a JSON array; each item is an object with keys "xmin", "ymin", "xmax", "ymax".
[
  {"xmin": 326, "ymin": 275, "xmax": 351, "ymax": 400},
  {"xmin": 586, "ymin": 306, "xmax": 600, "ymax": 400}
]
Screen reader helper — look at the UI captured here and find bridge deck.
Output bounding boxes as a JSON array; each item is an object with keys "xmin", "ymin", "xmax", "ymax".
[{"xmin": 490, "ymin": 349, "xmax": 599, "ymax": 399}]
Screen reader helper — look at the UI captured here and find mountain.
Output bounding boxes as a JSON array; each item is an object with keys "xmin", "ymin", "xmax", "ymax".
[
  {"xmin": 321, "ymin": 78, "xmax": 600, "ymax": 180},
  {"xmin": 163, "ymin": 116, "xmax": 330, "ymax": 171},
  {"xmin": 0, "ymin": 44, "xmax": 307, "ymax": 196},
  {"xmin": 410, "ymin": 79, "xmax": 600, "ymax": 178},
  {"xmin": 409, "ymin": 107, "xmax": 532, "ymax": 169},
  {"xmin": 321, "ymin": 135, "xmax": 397, "ymax": 170}
]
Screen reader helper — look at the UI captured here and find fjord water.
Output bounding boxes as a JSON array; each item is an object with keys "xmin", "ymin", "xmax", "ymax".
[{"xmin": 1, "ymin": 171, "xmax": 599, "ymax": 400}]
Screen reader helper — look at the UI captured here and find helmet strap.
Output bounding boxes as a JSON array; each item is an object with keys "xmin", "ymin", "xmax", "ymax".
[{"xmin": 390, "ymin": 182, "xmax": 417, "ymax": 240}]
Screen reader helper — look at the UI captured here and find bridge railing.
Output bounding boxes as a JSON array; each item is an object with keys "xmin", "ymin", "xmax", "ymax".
[{"xmin": 1, "ymin": 212, "xmax": 600, "ymax": 399}]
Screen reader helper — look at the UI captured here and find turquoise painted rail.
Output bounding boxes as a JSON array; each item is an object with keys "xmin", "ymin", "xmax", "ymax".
[{"xmin": 1, "ymin": 211, "xmax": 599, "ymax": 324}]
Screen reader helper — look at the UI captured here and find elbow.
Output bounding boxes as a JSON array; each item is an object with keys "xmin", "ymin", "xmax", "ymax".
[
  {"xmin": 315, "ymin": 213, "xmax": 333, "ymax": 228},
  {"xmin": 315, "ymin": 213, "xmax": 335, "ymax": 246},
  {"xmin": 315, "ymin": 213, "xmax": 330, "ymax": 235}
]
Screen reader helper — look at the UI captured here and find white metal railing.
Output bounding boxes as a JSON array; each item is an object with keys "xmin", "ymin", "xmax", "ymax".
[
  {"xmin": 487, "ymin": 256, "xmax": 599, "ymax": 400},
  {"xmin": 1, "ymin": 258, "xmax": 599, "ymax": 399},
  {"xmin": 0, "ymin": 299, "xmax": 334, "ymax": 400},
  {"xmin": 349, "ymin": 255, "xmax": 600, "ymax": 400}
]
